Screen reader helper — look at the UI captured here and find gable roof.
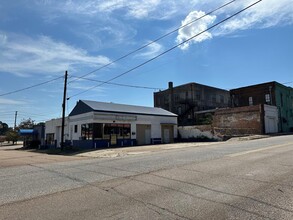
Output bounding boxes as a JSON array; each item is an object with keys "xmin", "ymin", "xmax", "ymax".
[{"xmin": 69, "ymin": 100, "xmax": 177, "ymax": 117}]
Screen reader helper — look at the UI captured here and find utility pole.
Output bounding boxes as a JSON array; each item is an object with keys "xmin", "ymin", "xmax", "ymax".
[
  {"xmin": 14, "ymin": 111, "xmax": 18, "ymax": 130},
  {"xmin": 61, "ymin": 71, "xmax": 68, "ymax": 151}
]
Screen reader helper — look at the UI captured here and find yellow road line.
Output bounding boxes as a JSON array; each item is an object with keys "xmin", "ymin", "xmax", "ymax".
[{"xmin": 227, "ymin": 142, "xmax": 293, "ymax": 157}]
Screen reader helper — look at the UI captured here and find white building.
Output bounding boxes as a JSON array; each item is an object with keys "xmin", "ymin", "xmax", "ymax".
[
  {"xmin": 45, "ymin": 117, "xmax": 69, "ymax": 147},
  {"xmin": 45, "ymin": 100, "xmax": 177, "ymax": 149},
  {"xmin": 264, "ymin": 104, "xmax": 279, "ymax": 134}
]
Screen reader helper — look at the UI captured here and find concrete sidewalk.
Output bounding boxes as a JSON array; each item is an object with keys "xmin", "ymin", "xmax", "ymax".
[
  {"xmin": 0, "ymin": 134, "xmax": 272, "ymax": 168},
  {"xmin": 77, "ymin": 142, "xmax": 219, "ymax": 158},
  {"xmin": 76, "ymin": 134, "xmax": 273, "ymax": 158}
]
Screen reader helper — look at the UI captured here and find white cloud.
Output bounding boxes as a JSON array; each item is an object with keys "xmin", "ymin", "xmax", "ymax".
[
  {"xmin": 124, "ymin": 0, "xmax": 161, "ymax": 19},
  {"xmin": 3, "ymin": 0, "xmax": 293, "ymax": 56},
  {"xmin": 29, "ymin": 0, "xmax": 293, "ymax": 54},
  {"xmin": 14, "ymin": 0, "xmax": 293, "ymax": 26},
  {"xmin": 31, "ymin": 0, "xmax": 293, "ymax": 26},
  {"xmin": 0, "ymin": 33, "xmax": 111, "ymax": 76},
  {"xmin": 68, "ymin": 81, "xmax": 105, "ymax": 93},
  {"xmin": 0, "ymin": 98, "xmax": 27, "ymax": 105},
  {"xmin": 0, "ymin": 33, "xmax": 7, "ymax": 45},
  {"xmin": 176, "ymin": 0, "xmax": 293, "ymax": 49},
  {"xmin": 44, "ymin": 0, "xmax": 198, "ymax": 20},
  {"xmin": 216, "ymin": 0, "xmax": 293, "ymax": 34},
  {"xmin": 177, "ymin": 11, "xmax": 216, "ymax": 50},
  {"xmin": 135, "ymin": 41, "xmax": 163, "ymax": 59}
]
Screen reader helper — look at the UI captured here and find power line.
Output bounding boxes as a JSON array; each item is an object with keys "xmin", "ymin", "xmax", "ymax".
[
  {"xmin": 4, "ymin": 113, "xmax": 58, "ymax": 123},
  {"xmin": 0, "ymin": 113, "xmax": 16, "ymax": 116},
  {"xmin": 68, "ymin": 0, "xmax": 262, "ymax": 100},
  {"xmin": 0, "ymin": 75, "xmax": 64, "ymax": 97},
  {"xmin": 17, "ymin": 111, "xmax": 60, "ymax": 117},
  {"xmin": 0, "ymin": 1, "xmax": 236, "ymax": 98},
  {"xmin": 0, "ymin": 111, "xmax": 15, "ymax": 113},
  {"xmin": 0, "ymin": 112, "xmax": 15, "ymax": 115},
  {"xmin": 68, "ymin": 0, "xmax": 236, "ymax": 84},
  {"xmin": 17, "ymin": 114, "xmax": 50, "ymax": 119},
  {"xmin": 69, "ymin": 75, "xmax": 163, "ymax": 90}
]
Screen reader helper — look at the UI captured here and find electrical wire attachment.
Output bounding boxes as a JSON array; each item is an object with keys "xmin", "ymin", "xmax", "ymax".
[{"xmin": 68, "ymin": 0, "xmax": 262, "ymax": 100}]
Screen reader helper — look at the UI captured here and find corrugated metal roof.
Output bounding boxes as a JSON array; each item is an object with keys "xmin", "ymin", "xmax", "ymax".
[{"xmin": 80, "ymin": 100, "xmax": 177, "ymax": 117}]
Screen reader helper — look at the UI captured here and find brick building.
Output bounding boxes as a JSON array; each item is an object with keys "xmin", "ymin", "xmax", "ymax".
[
  {"xmin": 213, "ymin": 104, "xmax": 279, "ymax": 137},
  {"xmin": 230, "ymin": 81, "xmax": 293, "ymax": 132},
  {"xmin": 154, "ymin": 82, "xmax": 230, "ymax": 125}
]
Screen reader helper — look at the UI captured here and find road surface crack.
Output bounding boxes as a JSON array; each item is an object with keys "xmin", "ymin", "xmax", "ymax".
[{"xmin": 108, "ymin": 187, "xmax": 191, "ymax": 220}]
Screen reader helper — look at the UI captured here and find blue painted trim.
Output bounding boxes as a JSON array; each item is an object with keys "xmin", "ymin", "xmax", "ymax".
[
  {"xmin": 72, "ymin": 139, "xmax": 137, "ymax": 149},
  {"xmin": 151, "ymin": 138, "xmax": 162, "ymax": 144},
  {"xmin": 117, "ymin": 139, "xmax": 136, "ymax": 147}
]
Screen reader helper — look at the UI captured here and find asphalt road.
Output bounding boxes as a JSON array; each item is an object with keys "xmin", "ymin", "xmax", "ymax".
[{"xmin": 0, "ymin": 135, "xmax": 293, "ymax": 219}]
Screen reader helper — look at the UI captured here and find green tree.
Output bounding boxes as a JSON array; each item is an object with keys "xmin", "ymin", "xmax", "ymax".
[
  {"xmin": 0, "ymin": 121, "xmax": 9, "ymax": 135},
  {"xmin": 18, "ymin": 118, "xmax": 35, "ymax": 129},
  {"xmin": 5, "ymin": 130, "xmax": 19, "ymax": 145},
  {"xmin": 0, "ymin": 135, "xmax": 6, "ymax": 145},
  {"xmin": 36, "ymin": 122, "xmax": 45, "ymax": 126}
]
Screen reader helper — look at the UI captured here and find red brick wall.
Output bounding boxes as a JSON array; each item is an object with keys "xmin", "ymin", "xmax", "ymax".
[{"xmin": 213, "ymin": 105, "xmax": 264, "ymax": 137}]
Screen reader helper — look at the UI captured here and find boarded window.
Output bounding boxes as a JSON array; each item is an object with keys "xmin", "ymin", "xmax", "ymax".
[
  {"xmin": 265, "ymin": 94, "xmax": 270, "ymax": 104},
  {"xmin": 195, "ymin": 91, "xmax": 201, "ymax": 100},
  {"xmin": 220, "ymin": 95, "xmax": 224, "ymax": 104},
  {"xmin": 249, "ymin": 97, "xmax": 253, "ymax": 106},
  {"xmin": 46, "ymin": 133, "xmax": 54, "ymax": 145},
  {"xmin": 212, "ymin": 95, "xmax": 216, "ymax": 103}
]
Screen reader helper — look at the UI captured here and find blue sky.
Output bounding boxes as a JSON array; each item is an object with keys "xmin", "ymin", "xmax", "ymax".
[{"xmin": 0, "ymin": 0, "xmax": 293, "ymax": 127}]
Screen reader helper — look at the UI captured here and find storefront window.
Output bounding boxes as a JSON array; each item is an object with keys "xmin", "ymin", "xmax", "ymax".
[
  {"xmin": 123, "ymin": 124, "xmax": 131, "ymax": 139},
  {"xmin": 80, "ymin": 123, "xmax": 131, "ymax": 140},
  {"xmin": 81, "ymin": 123, "xmax": 93, "ymax": 140},
  {"xmin": 93, "ymin": 123, "xmax": 103, "ymax": 139},
  {"xmin": 104, "ymin": 123, "xmax": 131, "ymax": 139}
]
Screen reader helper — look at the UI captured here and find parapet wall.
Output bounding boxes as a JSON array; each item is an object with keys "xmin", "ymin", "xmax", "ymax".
[{"xmin": 213, "ymin": 105, "xmax": 264, "ymax": 137}]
